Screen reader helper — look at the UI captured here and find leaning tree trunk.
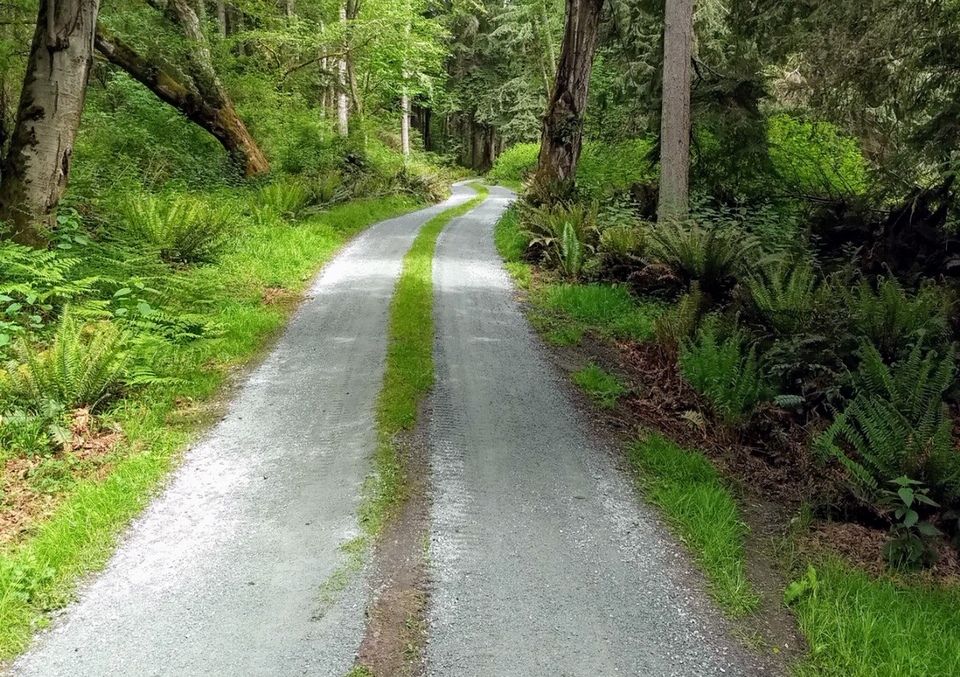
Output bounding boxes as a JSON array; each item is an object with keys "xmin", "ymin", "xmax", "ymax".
[
  {"xmin": 657, "ymin": 0, "xmax": 694, "ymax": 221},
  {"xmin": 531, "ymin": 0, "xmax": 604, "ymax": 201},
  {"xmin": 0, "ymin": 0, "xmax": 100, "ymax": 247},
  {"xmin": 95, "ymin": 27, "xmax": 268, "ymax": 177}
]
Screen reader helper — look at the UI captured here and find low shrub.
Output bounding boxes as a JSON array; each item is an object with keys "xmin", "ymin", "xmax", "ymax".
[{"xmin": 488, "ymin": 143, "xmax": 539, "ymax": 185}]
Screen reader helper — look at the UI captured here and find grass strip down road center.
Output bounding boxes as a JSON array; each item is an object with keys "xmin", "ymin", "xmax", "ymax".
[{"xmin": 361, "ymin": 183, "xmax": 489, "ymax": 539}]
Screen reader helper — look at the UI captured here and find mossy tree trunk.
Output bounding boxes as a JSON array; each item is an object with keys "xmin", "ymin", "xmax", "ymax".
[
  {"xmin": 531, "ymin": 0, "xmax": 604, "ymax": 202},
  {"xmin": 0, "ymin": 0, "xmax": 100, "ymax": 247}
]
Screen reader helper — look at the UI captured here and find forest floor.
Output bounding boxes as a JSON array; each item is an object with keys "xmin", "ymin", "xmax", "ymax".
[{"xmin": 2, "ymin": 183, "xmax": 784, "ymax": 677}]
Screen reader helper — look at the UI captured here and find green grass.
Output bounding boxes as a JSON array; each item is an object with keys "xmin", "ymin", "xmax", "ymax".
[
  {"xmin": 571, "ymin": 364, "xmax": 628, "ymax": 409},
  {"xmin": 791, "ymin": 561, "xmax": 960, "ymax": 677},
  {"xmin": 537, "ymin": 283, "xmax": 661, "ymax": 341},
  {"xmin": 493, "ymin": 204, "xmax": 531, "ymax": 289},
  {"xmin": 0, "ymin": 194, "xmax": 422, "ymax": 661},
  {"xmin": 629, "ymin": 434, "xmax": 759, "ymax": 615},
  {"xmin": 361, "ymin": 183, "xmax": 489, "ymax": 539}
]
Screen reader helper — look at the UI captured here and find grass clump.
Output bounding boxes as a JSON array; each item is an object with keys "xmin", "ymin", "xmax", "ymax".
[
  {"xmin": 538, "ymin": 283, "xmax": 660, "ymax": 341},
  {"xmin": 571, "ymin": 364, "xmax": 628, "ymax": 409},
  {"xmin": 629, "ymin": 434, "xmax": 759, "ymax": 615},
  {"xmin": 790, "ymin": 561, "xmax": 960, "ymax": 677}
]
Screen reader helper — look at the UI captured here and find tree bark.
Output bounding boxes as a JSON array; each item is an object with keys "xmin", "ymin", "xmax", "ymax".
[
  {"xmin": 337, "ymin": 2, "xmax": 349, "ymax": 136},
  {"xmin": 657, "ymin": 0, "xmax": 694, "ymax": 221},
  {"xmin": 0, "ymin": 0, "xmax": 100, "ymax": 247},
  {"xmin": 531, "ymin": 0, "xmax": 604, "ymax": 200},
  {"xmin": 95, "ymin": 27, "xmax": 269, "ymax": 177},
  {"xmin": 401, "ymin": 92, "xmax": 410, "ymax": 156},
  {"xmin": 216, "ymin": 1, "xmax": 227, "ymax": 38}
]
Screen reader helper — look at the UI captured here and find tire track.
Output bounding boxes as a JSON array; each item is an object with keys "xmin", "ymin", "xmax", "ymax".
[{"xmin": 426, "ymin": 186, "xmax": 767, "ymax": 676}]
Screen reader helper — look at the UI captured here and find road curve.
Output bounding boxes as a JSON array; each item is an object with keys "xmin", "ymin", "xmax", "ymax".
[
  {"xmin": 426, "ymin": 186, "xmax": 764, "ymax": 677},
  {"xmin": 9, "ymin": 184, "xmax": 477, "ymax": 677}
]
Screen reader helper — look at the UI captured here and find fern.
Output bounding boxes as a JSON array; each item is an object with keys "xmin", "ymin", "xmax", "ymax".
[
  {"xmin": 118, "ymin": 193, "xmax": 237, "ymax": 264},
  {"xmin": 814, "ymin": 341, "xmax": 959, "ymax": 501},
  {"xmin": 743, "ymin": 260, "xmax": 819, "ymax": 334},
  {"xmin": 847, "ymin": 277, "xmax": 952, "ymax": 361},
  {"xmin": 679, "ymin": 326, "xmax": 771, "ymax": 427},
  {"xmin": 654, "ymin": 282, "xmax": 705, "ymax": 349},
  {"xmin": 0, "ymin": 241, "xmax": 99, "ymax": 352},
  {"xmin": 520, "ymin": 200, "xmax": 598, "ymax": 275},
  {"xmin": 7, "ymin": 309, "xmax": 130, "ymax": 410},
  {"xmin": 256, "ymin": 180, "xmax": 311, "ymax": 222},
  {"xmin": 647, "ymin": 219, "xmax": 756, "ymax": 293}
]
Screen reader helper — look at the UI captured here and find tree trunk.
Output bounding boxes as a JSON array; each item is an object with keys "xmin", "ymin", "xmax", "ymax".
[
  {"xmin": 95, "ymin": 27, "xmax": 269, "ymax": 177},
  {"xmin": 337, "ymin": 2, "xmax": 349, "ymax": 136},
  {"xmin": 0, "ymin": 0, "xmax": 100, "ymax": 247},
  {"xmin": 216, "ymin": 1, "xmax": 227, "ymax": 38},
  {"xmin": 401, "ymin": 92, "xmax": 410, "ymax": 156},
  {"xmin": 531, "ymin": 0, "xmax": 604, "ymax": 200},
  {"xmin": 657, "ymin": 0, "xmax": 694, "ymax": 221}
]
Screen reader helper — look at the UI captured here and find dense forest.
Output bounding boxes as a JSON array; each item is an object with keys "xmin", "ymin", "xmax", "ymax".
[{"xmin": 1, "ymin": 0, "xmax": 959, "ymax": 675}]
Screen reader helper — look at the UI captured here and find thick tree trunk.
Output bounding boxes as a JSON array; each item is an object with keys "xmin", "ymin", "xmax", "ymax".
[
  {"xmin": 95, "ymin": 28, "xmax": 268, "ymax": 177},
  {"xmin": 657, "ymin": 0, "xmax": 694, "ymax": 220},
  {"xmin": 531, "ymin": 0, "xmax": 604, "ymax": 200},
  {"xmin": 0, "ymin": 0, "xmax": 100, "ymax": 247}
]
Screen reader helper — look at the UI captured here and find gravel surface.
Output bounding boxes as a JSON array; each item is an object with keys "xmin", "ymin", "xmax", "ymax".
[
  {"xmin": 426, "ymin": 186, "xmax": 765, "ymax": 677},
  {"xmin": 9, "ymin": 185, "xmax": 477, "ymax": 677}
]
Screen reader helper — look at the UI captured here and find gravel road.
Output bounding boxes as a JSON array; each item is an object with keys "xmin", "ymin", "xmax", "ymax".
[
  {"xmin": 426, "ymin": 186, "xmax": 764, "ymax": 677},
  {"xmin": 9, "ymin": 185, "xmax": 476, "ymax": 677}
]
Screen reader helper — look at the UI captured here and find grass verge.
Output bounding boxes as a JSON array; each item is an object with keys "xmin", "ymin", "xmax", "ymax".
[
  {"xmin": 571, "ymin": 364, "xmax": 628, "ymax": 409},
  {"xmin": 790, "ymin": 560, "xmax": 960, "ymax": 677},
  {"xmin": 0, "ymin": 195, "xmax": 422, "ymax": 661},
  {"xmin": 629, "ymin": 434, "xmax": 760, "ymax": 615}
]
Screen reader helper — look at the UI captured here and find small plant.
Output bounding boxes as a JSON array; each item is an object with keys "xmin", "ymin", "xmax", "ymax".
[
  {"xmin": 680, "ymin": 327, "xmax": 771, "ymax": 427},
  {"xmin": 118, "ymin": 193, "xmax": 236, "ymax": 264},
  {"xmin": 572, "ymin": 364, "xmax": 628, "ymax": 409},
  {"xmin": 6, "ymin": 310, "xmax": 130, "ymax": 411},
  {"xmin": 814, "ymin": 341, "xmax": 958, "ymax": 503},
  {"xmin": 784, "ymin": 565, "xmax": 819, "ymax": 606},
  {"xmin": 880, "ymin": 477, "xmax": 942, "ymax": 569}
]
